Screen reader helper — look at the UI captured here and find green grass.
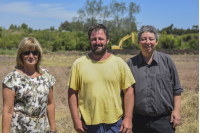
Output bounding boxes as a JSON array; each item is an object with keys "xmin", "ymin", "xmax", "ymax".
[{"xmin": 0, "ymin": 49, "xmax": 17, "ymax": 55}]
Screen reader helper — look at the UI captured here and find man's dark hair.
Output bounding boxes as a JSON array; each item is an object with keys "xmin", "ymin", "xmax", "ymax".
[{"xmin": 88, "ymin": 24, "xmax": 109, "ymax": 40}]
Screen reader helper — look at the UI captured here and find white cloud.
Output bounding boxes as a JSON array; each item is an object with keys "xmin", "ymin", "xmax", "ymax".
[{"xmin": 0, "ymin": 2, "xmax": 78, "ymax": 20}]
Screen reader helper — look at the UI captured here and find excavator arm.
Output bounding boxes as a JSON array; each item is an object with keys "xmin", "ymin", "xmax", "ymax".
[{"xmin": 111, "ymin": 32, "xmax": 135, "ymax": 49}]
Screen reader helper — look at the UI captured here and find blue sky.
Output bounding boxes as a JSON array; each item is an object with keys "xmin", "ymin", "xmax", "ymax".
[{"xmin": 0, "ymin": 0, "xmax": 199, "ymax": 30}]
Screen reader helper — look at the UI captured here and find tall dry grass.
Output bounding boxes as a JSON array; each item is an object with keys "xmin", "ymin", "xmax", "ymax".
[
  {"xmin": 176, "ymin": 89, "xmax": 199, "ymax": 133},
  {"xmin": 53, "ymin": 89, "xmax": 199, "ymax": 133}
]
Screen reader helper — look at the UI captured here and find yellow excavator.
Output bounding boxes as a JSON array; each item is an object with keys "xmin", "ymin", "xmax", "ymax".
[{"xmin": 111, "ymin": 32, "xmax": 135, "ymax": 49}]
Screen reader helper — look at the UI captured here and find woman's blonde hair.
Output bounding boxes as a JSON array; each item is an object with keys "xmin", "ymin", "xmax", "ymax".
[{"xmin": 15, "ymin": 37, "xmax": 43, "ymax": 74}]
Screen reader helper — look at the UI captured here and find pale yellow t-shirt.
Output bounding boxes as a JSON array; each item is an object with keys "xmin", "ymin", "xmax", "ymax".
[{"xmin": 68, "ymin": 54, "xmax": 135, "ymax": 125}]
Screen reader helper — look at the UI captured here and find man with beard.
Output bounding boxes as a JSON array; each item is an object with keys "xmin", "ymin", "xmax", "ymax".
[{"xmin": 68, "ymin": 24, "xmax": 135, "ymax": 133}]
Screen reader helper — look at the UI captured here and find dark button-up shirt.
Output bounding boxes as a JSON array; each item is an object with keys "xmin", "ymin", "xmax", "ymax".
[{"xmin": 127, "ymin": 51, "xmax": 184, "ymax": 116}]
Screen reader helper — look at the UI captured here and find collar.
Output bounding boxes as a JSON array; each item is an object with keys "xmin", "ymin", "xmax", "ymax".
[
  {"xmin": 138, "ymin": 52, "xmax": 143, "ymax": 65},
  {"xmin": 153, "ymin": 50, "xmax": 159, "ymax": 64},
  {"xmin": 138, "ymin": 50, "xmax": 159, "ymax": 65}
]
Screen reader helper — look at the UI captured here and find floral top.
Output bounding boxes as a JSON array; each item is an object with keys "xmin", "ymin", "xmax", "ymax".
[{"xmin": 2, "ymin": 68, "xmax": 56, "ymax": 117}]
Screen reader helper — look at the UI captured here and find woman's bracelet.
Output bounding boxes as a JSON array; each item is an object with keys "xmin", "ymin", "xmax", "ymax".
[{"xmin": 50, "ymin": 130, "xmax": 57, "ymax": 133}]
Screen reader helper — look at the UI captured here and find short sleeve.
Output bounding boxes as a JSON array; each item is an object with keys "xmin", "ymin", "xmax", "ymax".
[
  {"xmin": 49, "ymin": 74, "xmax": 56, "ymax": 87},
  {"xmin": 44, "ymin": 69, "xmax": 56, "ymax": 88},
  {"xmin": 2, "ymin": 72, "xmax": 15, "ymax": 91},
  {"xmin": 67, "ymin": 64, "xmax": 80, "ymax": 91},
  {"xmin": 120, "ymin": 59, "xmax": 136, "ymax": 90}
]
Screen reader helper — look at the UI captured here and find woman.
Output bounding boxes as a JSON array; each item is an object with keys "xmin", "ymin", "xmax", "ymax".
[
  {"xmin": 126, "ymin": 25, "xmax": 183, "ymax": 133},
  {"xmin": 2, "ymin": 37, "xmax": 57, "ymax": 133}
]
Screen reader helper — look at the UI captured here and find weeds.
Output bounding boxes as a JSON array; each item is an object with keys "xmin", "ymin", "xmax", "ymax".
[
  {"xmin": 0, "ymin": 49, "xmax": 17, "ymax": 55},
  {"xmin": 176, "ymin": 89, "xmax": 199, "ymax": 133}
]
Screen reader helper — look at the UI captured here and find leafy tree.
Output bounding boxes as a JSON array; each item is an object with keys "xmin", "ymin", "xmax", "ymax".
[
  {"xmin": 17, "ymin": 25, "xmax": 21, "ymax": 30},
  {"xmin": 127, "ymin": 2, "xmax": 140, "ymax": 29},
  {"xmin": 70, "ymin": 17, "xmax": 84, "ymax": 31},
  {"xmin": 9, "ymin": 24, "xmax": 14, "ymax": 30},
  {"xmin": 14, "ymin": 25, "xmax": 17, "ymax": 29},
  {"xmin": 78, "ymin": 0, "xmax": 103, "ymax": 25},
  {"xmin": 100, "ymin": 5, "xmax": 110, "ymax": 25},
  {"xmin": 188, "ymin": 38, "xmax": 198, "ymax": 50},
  {"xmin": 0, "ymin": 27, "xmax": 2, "ymax": 37},
  {"xmin": 192, "ymin": 25, "xmax": 199, "ymax": 30},
  {"xmin": 59, "ymin": 21, "xmax": 70, "ymax": 30},
  {"xmin": 50, "ymin": 26, "xmax": 55, "ymax": 31},
  {"xmin": 28, "ymin": 27, "xmax": 33, "ymax": 33},
  {"xmin": 161, "ymin": 24, "xmax": 174, "ymax": 34},
  {"xmin": 75, "ymin": 31, "xmax": 90, "ymax": 50},
  {"xmin": 63, "ymin": 32, "xmax": 77, "ymax": 50},
  {"xmin": 21, "ymin": 23, "xmax": 28, "ymax": 29},
  {"xmin": 159, "ymin": 34, "xmax": 176, "ymax": 49},
  {"xmin": 160, "ymin": 24, "xmax": 199, "ymax": 35},
  {"xmin": 109, "ymin": 0, "xmax": 126, "ymax": 30}
]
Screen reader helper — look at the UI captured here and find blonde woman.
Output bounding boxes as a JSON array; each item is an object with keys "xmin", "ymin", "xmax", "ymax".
[{"xmin": 2, "ymin": 37, "xmax": 57, "ymax": 133}]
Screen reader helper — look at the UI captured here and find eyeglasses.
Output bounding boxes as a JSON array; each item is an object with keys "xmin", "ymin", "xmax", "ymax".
[{"xmin": 23, "ymin": 50, "xmax": 39, "ymax": 56}]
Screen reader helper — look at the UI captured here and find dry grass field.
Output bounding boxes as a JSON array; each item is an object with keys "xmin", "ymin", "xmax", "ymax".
[{"xmin": 0, "ymin": 51, "xmax": 199, "ymax": 133}]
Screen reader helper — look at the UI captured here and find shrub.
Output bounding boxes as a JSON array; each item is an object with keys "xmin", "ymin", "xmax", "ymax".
[
  {"xmin": 188, "ymin": 38, "xmax": 199, "ymax": 50},
  {"xmin": 159, "ymin": 34, "xmax": 176, "ymax": 49},
  {"xmin": 182, "ymin": 34, "xmax": 192, "ymax": 42}
]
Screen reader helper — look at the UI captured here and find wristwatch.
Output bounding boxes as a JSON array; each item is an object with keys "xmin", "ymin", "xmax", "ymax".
[{"xmin": 50, "ymin": 130, "xmax": 57, "ymax": 133}]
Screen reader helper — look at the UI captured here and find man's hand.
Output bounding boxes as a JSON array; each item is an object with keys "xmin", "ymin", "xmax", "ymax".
[
  {"xmin": 74, "ymin": 119, "xmax": 88, "ymax": 133},
  {"xmin": 119, "ymin": 117, "xmax": 132, "ymax": 133},
  {"xmin": 170, "ymin": 110, "xmax": 180, "ymax": 128}
]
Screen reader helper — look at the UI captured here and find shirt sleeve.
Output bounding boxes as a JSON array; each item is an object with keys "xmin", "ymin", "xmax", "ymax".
[
  {"xmin": 67, "ymin": 64, "xmax": 80, "ymax": 91},
  {"xmin": 120, "ymin": 60, "xmax": 136, "ymax": 90},
  {"xmin": 2, "ymin": 73, "xmax": 15, "ymax": 91},
  {"xmin": 169, "ymin": 57, "xmax": 184, "ymax": 94},
  {"xmin": 49, "ymin": 72, "xmax": 56, "ymax": 87},
  {"xmin": 44, "ymin": 69, "xmax": 56, "ymax": 88}
]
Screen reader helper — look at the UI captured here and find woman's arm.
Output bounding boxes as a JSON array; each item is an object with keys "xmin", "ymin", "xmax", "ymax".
[
  {"xmin": 2, "ymin": 84, "xmax": 15, "ymax": 133},
  {"xmin": 47, "ymin": 86, "xmax": 56, "ymax": 131},
  {"xmin": 120, "ymin": 86, "xmax": 134, "ymax": 133},
  {"xmin": 170, "ymin": 93, "xmax": 181, "ymax": 128}
]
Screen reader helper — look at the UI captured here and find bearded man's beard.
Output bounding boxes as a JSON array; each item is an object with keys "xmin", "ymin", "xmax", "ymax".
[{"xmin": 91, "ymin": 43, "xmax": 107, "ymax": 55}]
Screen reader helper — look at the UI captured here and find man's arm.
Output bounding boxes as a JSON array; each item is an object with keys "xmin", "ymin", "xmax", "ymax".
[
  {"xmin": 68, "ymin": 87, "xmax": 88, "ymax": 133},
  {"xmin": 170, "ymin": 93, "xmax": 181, "ymax": 128},
  {"xmin": 119, "ymin": 86, "xmax": 134, "ymax": 133}
]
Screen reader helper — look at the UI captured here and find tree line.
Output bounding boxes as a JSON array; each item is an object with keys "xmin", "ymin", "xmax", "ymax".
[
  {"xmin": 160, "ymin": 24, "xmax": 199, "ymax": 35},
  {"xmin": 0, "ymin": 0, "xmax": 199, "ymax": 51}
]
